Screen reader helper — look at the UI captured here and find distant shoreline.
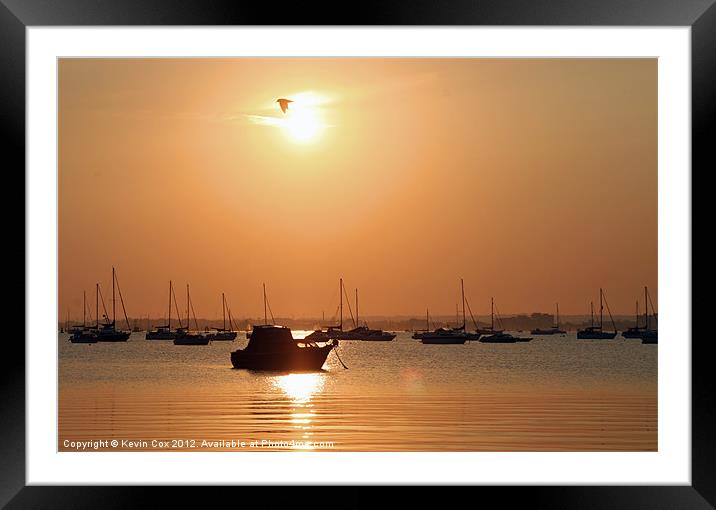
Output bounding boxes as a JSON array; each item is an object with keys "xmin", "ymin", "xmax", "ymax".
[{"xmin": 59, "ymin": 313, "xmax": 656, "ymax": 333}]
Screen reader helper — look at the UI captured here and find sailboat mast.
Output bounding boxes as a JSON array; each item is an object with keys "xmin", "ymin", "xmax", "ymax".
[
  {"xmin": 96, "ymin": 283, "xmax": 99, "ymax": 329},
  {"xmin": 355, "ymin": 288, "xmax": 358, "ymax": 327},
  {"xmin": 599, "ymin": 288, "xmax": 604, "ymax": 330},
  {"xmin": 644, "ymin": 286, "xmax": 649, "ymax": 330},
  {"xmin": 339, "ymin": 278, "xmax": 343, "ymax": 331},
  {"xmin": 168, "ymin": 280, "xmax": 172, "ymax": 329},
  {"xmin": 490, "ymin": 297, "xmax": 494, "ymax": 330},
  {"xmin": 112, "ymin": 267, "xmax": 116, "ymax": 325},
  {"xmin": 263, "ymin": 283, "xmax": 267, "ymax": 325},
  {"xmin": 461, "ymin": 278, "xmax": 465, "ymax": 329},
  {"xmin": 556, "ymin": 303, "xmax": 560, "ymax": 328},
  {"xmin": 186, "ymin": 284, "xmax": 190, "ymax": 330},
  {"xmin": 222, "ymin": 292, "xmax": 226, "ymax": 330}
]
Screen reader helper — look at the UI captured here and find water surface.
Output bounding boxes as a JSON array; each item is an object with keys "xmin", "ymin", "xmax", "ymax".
[{"xmin": 59, "ymin": 331, "xmax": 657, "ymax": 451}]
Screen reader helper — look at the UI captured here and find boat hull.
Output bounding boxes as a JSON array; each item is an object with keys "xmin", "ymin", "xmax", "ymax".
[
  {"xmin": 641, "ymin": 330, "xmax": 658, "ymax": 344},
  {"xmin": 479, "ymin": 334, "xmax": 518, "ymax": 343},
  {"xmin": 146, "ymin": 331, "xmax": 176, "ymax": 340},
  {"xmin": 576, "ymin": 331, "xmax": 618, "ymax": 339},
  {"xmin": 306, "ymin": 329, "xmax": 395, "ymax": 342},
  {"xmin": 69, "ymin": 334, "xmax": 98, "ymax": 343},
  {"xmin": 96, "ymin": 331, "xmax": 130, "ymax": 342},
  {"xmin": 337, "ymin": 333, "xmax": 396, "ymax": 341},
  {"xmin": 420, "ymin": 336, "xmax": 466, "ymax": 344},
  {"xmin": 356, "ymin": 336, "xmax": 396, "ymax": 341},
  {"xmin": 231, "ymin": 345, "xmax": 333, "ymax": 371},
  {"xmin": 530, "ymin": 328, "xmax": 565, "ymax": 335},
  {"xmin": 621, "ymin": 328, "xmax": 645, "ymax": 339},
  {"xmin": 174, "ymin": 335, "xmax": 210, "ymax": 345},
  {"xmin": 206, "ymin": 331, "xmax": 237, "ymax": 341}
]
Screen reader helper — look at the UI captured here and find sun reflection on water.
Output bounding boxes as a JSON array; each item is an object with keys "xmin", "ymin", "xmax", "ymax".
[
  {"xmin": 272, "ymin": 373, "xmax": 325, "ymax": 449},
  {"xmin": 274, "ymin": 373, "xmax": 324, "ymax": 403}
]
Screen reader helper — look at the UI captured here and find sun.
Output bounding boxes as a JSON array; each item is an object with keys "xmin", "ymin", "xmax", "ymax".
[
  {"xmin": 285, "ymin": 109, "xmax": 320, "ymax": 142},
  {"xmin": 281, "ymin": 92, "xmax": 326, "ymax": 143}
]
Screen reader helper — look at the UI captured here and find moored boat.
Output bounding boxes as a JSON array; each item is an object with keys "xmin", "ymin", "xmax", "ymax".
[
  {"xmin": 411, "ymin": 309, "xmax": 433, "ymax": 340},
  {"xmin": 304, "ymin": 325, "xmax": 342, "ymax": 342},
  {"xmin": 146, "ymin": 325, "xmax": 176, "ymax": 340},
  {"xmin": 146, "ymin": 280, "xmax": 180, "ymax": 340},
  {"xmin": 69, "ymin": 328, "xmax": 98, "ymax": 343},
  {"xmin": 206, "ymin": 293, "xmax": 239, "ymax": 341},
  {"xmin": 231, "ymin": 324, "xmax": 336, "ymax": 371},
  {"xmin": 174, "ymin": 328, "xmax": 210, "ymax": 345},
  {"xmin": 576, "ymin": 288, "xmax": 618, "ymax": 339},
  {"xmin": 231, "ymin": 285, "xmax": 337, "ymax": 370},
  {"xmin": 478, "ymin": 297, "xmax": 528, "ymax": 343},
  {"xmin": 69, "ymin": 289, "xmax": 98, "ymax": 343},
  {"xmin": 173, "ymin": 284, "xmax": 210, "ymax": 345},
  {"xmin": 622, "ymin": 297, "xmax": 646, "ymax": 338},
  {"xmin": 96, "ymin": 322, "xmax": 131, "ymax": 342},
  {"xmin": 641, "ymin": 329, "xmax": 658, "ymax": 344},
  {"xmin": 640, "ymin": 286, "xmax": 658, "ymax": 344},
  {"xmin": 421, "ymin": 279, "xmax": 469, "ymax": 345},
  {"xmin": 339, "ymin": 287, "xmax": 395, "ymax": 341},
  {"xmin": 309, "ymin": 279, "xmax": 396, "ymax": 341},
  {"xmin": 531, "ymin": 303, "xmax": 566, "ymax": 335},
  {"xmin": 479, "ymin": 331, "xmax": 519, "ymax": 343},
  {"xmin": 95, "ymin": 267, "xmax": 131, "ymax": 342},
  {"xmin": 339, "ymin": 325, "xmax": 396, "ymax": 341},
  {"xmin": 420, "ymin": 327, "xmax": 467, "ymax": 344}
]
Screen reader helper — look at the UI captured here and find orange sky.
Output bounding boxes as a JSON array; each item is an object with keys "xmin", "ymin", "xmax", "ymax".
[{"xmin": 58, "ymin": 58, "xmax": 657, "ymax": 320}]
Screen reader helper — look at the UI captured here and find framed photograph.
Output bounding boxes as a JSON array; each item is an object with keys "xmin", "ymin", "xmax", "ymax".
[{"xmin": 7, "ymin": 0, "xmax": 710, "ymax": 506}]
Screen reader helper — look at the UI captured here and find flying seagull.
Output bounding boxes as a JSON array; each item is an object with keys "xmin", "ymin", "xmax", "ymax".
[{"xmin": 276, "ymin": 98, "xmax": 293, "ymax": 114}]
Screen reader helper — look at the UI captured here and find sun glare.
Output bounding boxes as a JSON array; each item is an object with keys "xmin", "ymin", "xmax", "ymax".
[
  {"xmin": 248, "ymin": 91, "xmax": 330, "ymax": 144},
  {"xmin": 280, "ymin": 92, "xmax": 327, "ymax": 143},
  {"xmin": 274, "ymin": 373, "xmax": 324, "ymax": 403},
  {"xmin": 285, "ymin": 109, "xmax": 320, "ymax": 142}
]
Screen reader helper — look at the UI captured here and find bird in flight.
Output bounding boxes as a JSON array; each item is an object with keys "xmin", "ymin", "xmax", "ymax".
[{"xmin": 276, "ymin": 98, "xmax": 293, "ymax": 114}]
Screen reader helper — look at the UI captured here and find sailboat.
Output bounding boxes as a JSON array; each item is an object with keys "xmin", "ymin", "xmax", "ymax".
[
  {"xmin": 303, "ymin": 279, "xmax": 343, "ymax": 342},
  {"xmin": 622, "ymin": 297, "xmax": 646, "ymax": 338},
  {"xmin": 96, "ymin": 267, "xmax": 131, "ymax": 342},
  {"xmin": 576, "ymin": 288, "xmax": 618, "ymax": 339},
  {"xmin": 231, "ymin": 283, "xmax": 338, "ymax": 370},
  {"xmin": 65, "ymin": 310, "xmax": 78, "ymax": 335},
  {"xmin": 411, "ymin": 309, "xmax": 433, "ymax": 339},
  {"xmin": 69, "ymin": 289, "xmax": 99, "ymax": 343},
  {"xmin": 304, "ymin": 278, "xmax": 395, "ymax": 341},
  {"xmin": 337, "ymin": 286, "xmax": 396, "ymax": 341},
  {"xmin": 174, "ymin": 284, "xmax": 210, "ymax": 345},
  {"xmin": 206, "ymin": 293, "xmax": 238, "ymax": 341},
  {"xmin": 420, "ymin": 279, "xmax": 468, "ymax": 344},
  {"xmin": 640, "ymin": 286, "xmax": 658, "ymax": 344},
  {"xmin": 531, "ymin": 303, "xmax": 566, "ymax": 335},
  {"xmin": 479, "ymin": 297, "xmax": 530, "ymax": 343},
  {"xmin": 146, "ymin": 280, "xmax": 180, "ymax": 340}
]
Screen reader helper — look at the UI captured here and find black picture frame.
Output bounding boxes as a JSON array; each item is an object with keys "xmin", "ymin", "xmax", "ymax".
[{"xmin": 4, "ymin": 0, "xmax": 710, "ymax": 507}]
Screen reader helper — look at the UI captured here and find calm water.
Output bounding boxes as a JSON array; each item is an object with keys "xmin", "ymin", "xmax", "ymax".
[{"xmin": 58, "ymin": 331, "xmax": 657, "ymax": 451}]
